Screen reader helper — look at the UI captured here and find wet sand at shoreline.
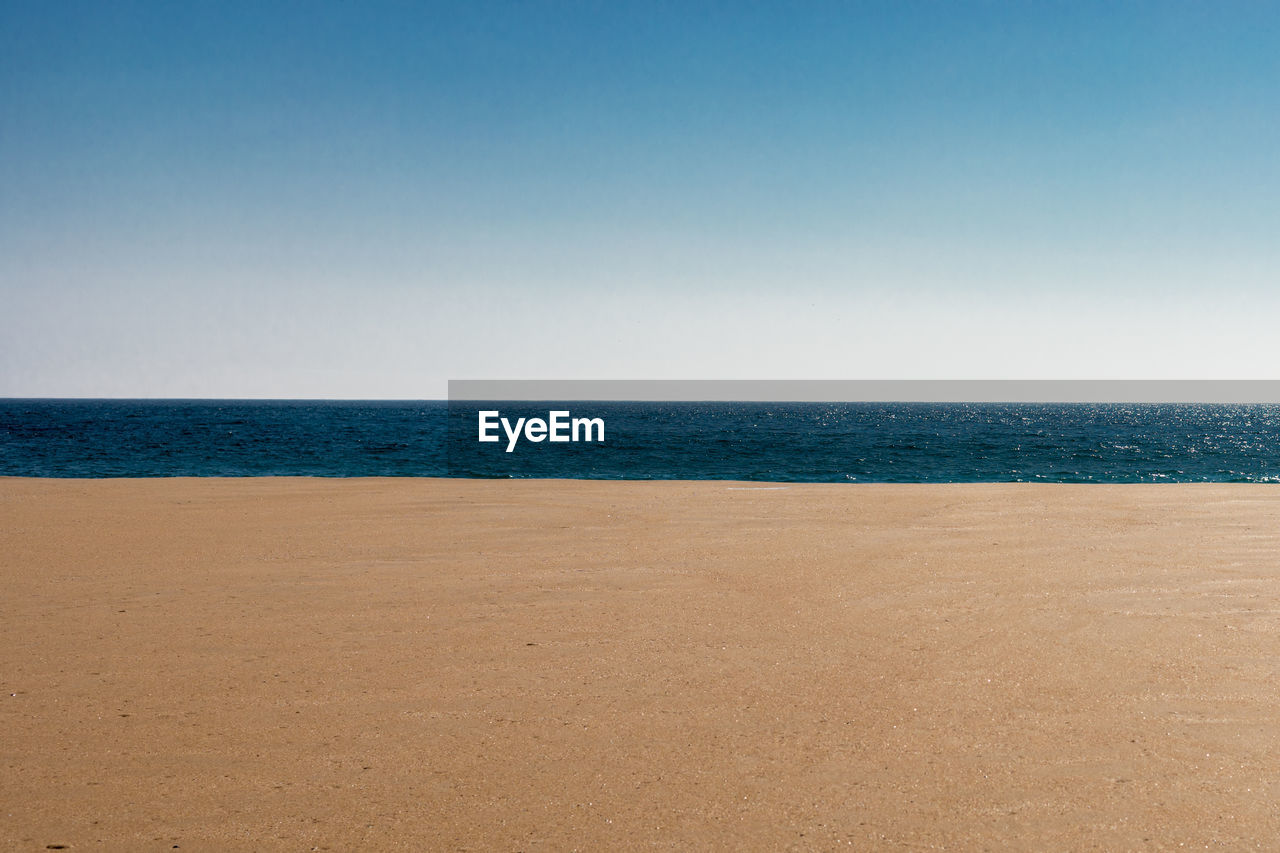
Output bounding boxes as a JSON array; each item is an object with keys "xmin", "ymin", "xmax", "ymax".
[{"xmin": 3, "ymin": 478, "xmax": 1279, "ymax": 849}]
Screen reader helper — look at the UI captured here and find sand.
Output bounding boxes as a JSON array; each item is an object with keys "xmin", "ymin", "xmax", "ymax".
[{"xmin": 2, "ymin": 477, "xmax": 1279, "ymax": 850}]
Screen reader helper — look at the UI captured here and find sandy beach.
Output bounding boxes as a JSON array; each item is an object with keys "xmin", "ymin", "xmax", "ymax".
[{"xmin": 2, "ymin": 477, "xmax": 1279, "ymax": 850}]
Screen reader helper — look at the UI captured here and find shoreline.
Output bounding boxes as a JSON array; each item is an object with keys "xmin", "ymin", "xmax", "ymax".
[
  {"xmin": 6, "ymin": 474, "xmax": 1280, "ymax": 483},
  {"xmin": 4, "ymin": 478, "xmax": 1279, "ymax": 848}
]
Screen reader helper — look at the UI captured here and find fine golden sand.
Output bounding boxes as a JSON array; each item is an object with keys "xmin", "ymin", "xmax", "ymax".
[{"xmin": 3, "ymin": 478, "xmax": 1279, "ymax": 850}]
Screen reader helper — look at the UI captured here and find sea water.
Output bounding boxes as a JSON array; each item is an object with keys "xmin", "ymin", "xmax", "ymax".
[{"xmin": 3, "ymin": 399, "xmax": 1280, "ymax": 482}]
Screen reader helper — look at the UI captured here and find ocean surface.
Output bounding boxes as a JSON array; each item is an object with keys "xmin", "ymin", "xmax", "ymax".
[{"xmin": 4, "ymin": 399, "xmax": 1280, "ymax": 482}]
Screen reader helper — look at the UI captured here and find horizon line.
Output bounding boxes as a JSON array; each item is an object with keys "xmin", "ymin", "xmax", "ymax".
[{"xmin": 9, "ymin": 378, "xmax": 1280, "ymax": 404}]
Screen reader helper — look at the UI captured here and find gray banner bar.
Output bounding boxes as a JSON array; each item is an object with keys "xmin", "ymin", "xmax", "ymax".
[{"xmin": 449, "ymin": 380, "xmax": 1280, "ymax": 403}]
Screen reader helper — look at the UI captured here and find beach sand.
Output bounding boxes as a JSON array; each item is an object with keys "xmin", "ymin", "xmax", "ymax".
[{"xmin": 3, "ymin": 478, "xmax": 1279, "ymax": 850}]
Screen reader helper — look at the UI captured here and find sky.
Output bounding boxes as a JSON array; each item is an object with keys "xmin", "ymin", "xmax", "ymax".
[{"xmin": 3, "ymin": 1, "xmax": 1278, "ymax": 399}]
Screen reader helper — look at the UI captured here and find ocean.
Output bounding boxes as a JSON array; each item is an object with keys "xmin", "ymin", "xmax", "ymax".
[{"xmin": 3, "ymin": 398, "xmax": 1280, "ymax": 482}]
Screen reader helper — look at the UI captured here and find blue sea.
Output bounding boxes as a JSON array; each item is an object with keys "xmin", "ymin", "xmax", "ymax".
[{"xmin": 2, "ymin": 399, "xmax": 1280, "ymax": 482}]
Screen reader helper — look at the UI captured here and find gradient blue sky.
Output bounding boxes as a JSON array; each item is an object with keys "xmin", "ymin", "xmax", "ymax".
[{"xmin": 3, "ymin": 1, "xmax": 1278, "ymax": 398}]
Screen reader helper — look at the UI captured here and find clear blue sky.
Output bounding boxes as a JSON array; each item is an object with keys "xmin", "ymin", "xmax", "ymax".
[{"xmin": 3, "ymin": 1, "xmax": 1278, "ymax": 397}]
